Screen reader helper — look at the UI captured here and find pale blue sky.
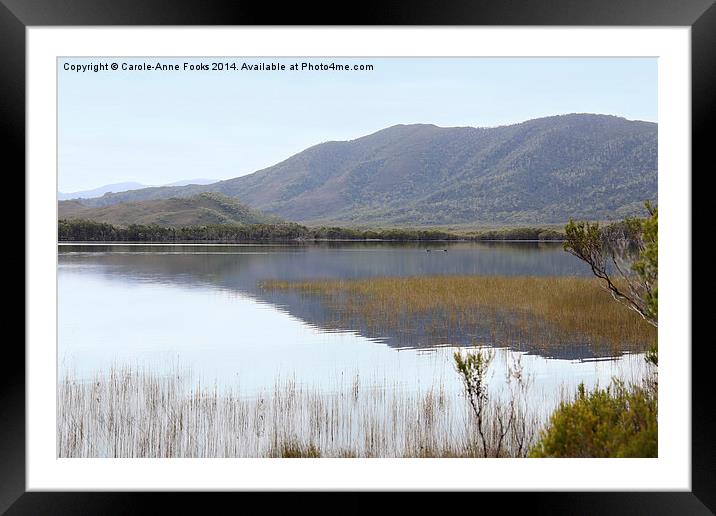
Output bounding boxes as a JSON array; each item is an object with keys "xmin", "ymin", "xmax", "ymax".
[{"xmin": 58, "ymin": 57, "xmax": 657, "ymax": 192}]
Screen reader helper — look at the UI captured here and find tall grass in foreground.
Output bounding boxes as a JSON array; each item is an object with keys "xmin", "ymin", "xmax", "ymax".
[
  {"xmin": 260, "ymin": 276, "xmax": 656, "ymax": 353},
  {"xmin": 58, "ymin": 359, "xmax": 549, "ymax": 458}
]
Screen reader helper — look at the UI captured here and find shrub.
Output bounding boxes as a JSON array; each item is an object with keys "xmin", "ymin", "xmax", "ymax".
[
  {"xmin": 529, "ymin": 380, "xmax": 657, "ymax": 458},
  {"xmin": 454, "ymin": 350, "xmax": 493, "ymax": 457},
  {"xmin": 454, "ymin": 349, "xmax": 539, "ymax": 457}
]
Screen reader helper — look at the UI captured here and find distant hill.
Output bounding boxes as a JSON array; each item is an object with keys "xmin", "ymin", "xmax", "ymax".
[
  {"xmin": 59, "ymin": 178, "xmax": 218, "ymax": 200},
  {"xmin": 163, "ymin": 178, "xmax": 217, "ymax": 187},
  {"xmin": 68, "ymin": 114, "xmax": 657, "ymax": 225},
  {"xmin": 58, "ymin": 192, "xmax": 279, "ymax": 227},
  {"xmin": 58, "ymin": 182, "xmax": 149, "ymax": 201}
]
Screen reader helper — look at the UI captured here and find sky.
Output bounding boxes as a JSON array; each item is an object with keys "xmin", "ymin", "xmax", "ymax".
[{"xmin": 58, "ymin": 57, "xmax": 657, "ymax": 193}]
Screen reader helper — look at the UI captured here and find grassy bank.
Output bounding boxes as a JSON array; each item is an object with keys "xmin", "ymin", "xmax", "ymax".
[{"xmin": 261, "ymin": 276, "xmax": 656, "ymax": 354}]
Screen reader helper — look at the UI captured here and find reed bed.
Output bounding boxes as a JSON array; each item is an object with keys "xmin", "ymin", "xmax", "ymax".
[
  {"xmin": 58, "ymin": 359, "xmax": 549, "ymax": 458},
  {"xmin": 260, "ymin": 276, "xmax": 656, "ymax": 353}
]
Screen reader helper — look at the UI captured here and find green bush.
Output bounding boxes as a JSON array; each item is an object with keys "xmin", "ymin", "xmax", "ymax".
[{"xmin": 529, "ymin": 380, "xmax": 657, "ymax": 458}]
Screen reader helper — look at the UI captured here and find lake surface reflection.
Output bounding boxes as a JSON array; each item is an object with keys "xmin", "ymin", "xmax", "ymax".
[{"xmin": 58, "ymin": 242, "xmax": 647, "ymax": 400}]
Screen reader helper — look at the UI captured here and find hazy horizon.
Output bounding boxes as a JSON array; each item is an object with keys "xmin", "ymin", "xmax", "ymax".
[{"xmin": 59, "ymin": 57, "xmax": 657, "ymax": 192}]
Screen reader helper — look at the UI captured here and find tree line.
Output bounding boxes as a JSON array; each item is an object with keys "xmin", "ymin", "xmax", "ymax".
[{"xmin": 58, "ymin": 219, "xmax": 565, "ymax": 243}]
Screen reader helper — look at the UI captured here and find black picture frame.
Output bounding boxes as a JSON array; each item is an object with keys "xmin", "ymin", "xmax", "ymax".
[{"xmin": 5, "ymin": 0, "xmax": 710, "ymax": 513}]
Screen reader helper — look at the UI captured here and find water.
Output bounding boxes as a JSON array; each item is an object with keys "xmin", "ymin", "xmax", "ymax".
[{"xmin": 58, "ymin": 242, "xmax": 647, "ymax": 401}]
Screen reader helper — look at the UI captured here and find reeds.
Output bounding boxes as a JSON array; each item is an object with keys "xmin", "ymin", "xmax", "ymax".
[
  {"xmin": 58, "ymin": 358, "xmax": 549, "ymax": 458},
  {"xmin": 260, "ymin": 276, "xmax": 656, "ymax": 353}
]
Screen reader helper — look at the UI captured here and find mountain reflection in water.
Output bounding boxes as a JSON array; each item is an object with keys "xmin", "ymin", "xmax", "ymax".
[{"xmin": 57, "ymin": 242, "xmax": 652, "ymax": 361}]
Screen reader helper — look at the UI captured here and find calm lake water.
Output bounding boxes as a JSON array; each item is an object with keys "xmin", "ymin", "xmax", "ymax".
[{"xmin": 58, "ymin": 242, "xmax": 647, "ymax": 403}]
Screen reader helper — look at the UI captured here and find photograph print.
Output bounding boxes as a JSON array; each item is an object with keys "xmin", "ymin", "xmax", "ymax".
[{"xmin": 57, "ymin": 57, "xmax": 658, "ymax": 458}]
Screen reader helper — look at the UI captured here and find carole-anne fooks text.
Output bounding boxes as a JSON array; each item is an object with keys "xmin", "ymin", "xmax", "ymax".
[{"xmin": 62, "ymin": 61, "xmax": 375, "ymax": 73}]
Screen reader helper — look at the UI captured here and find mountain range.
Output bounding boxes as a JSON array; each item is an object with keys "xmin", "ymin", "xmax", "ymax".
[{"xmin": 59, "ymin": 114, "xmax": 657, "ymax": 227}]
